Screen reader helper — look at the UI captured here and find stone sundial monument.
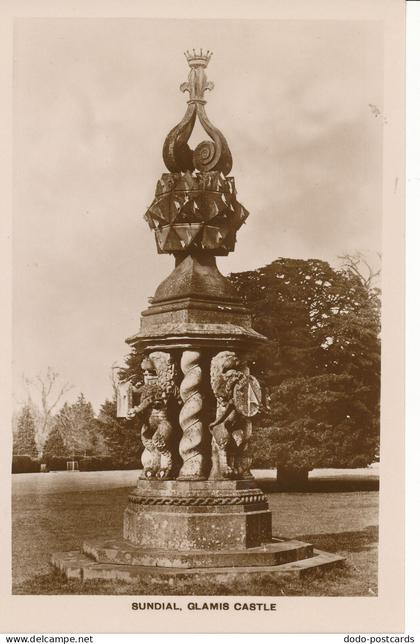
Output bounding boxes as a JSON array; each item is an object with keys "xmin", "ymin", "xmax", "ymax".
[{"xmin": 52, "ymin": 50, "xmax": 343, "ymax": 584}]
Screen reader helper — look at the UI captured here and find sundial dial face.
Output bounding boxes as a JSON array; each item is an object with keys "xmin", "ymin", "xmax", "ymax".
[{"xmin": 233, "ymin": 375, "xmax": 262, "ymax": 418}]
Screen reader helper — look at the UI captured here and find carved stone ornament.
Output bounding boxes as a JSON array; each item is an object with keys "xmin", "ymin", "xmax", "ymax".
[
  {"xmin": 209, "ymin": 351, "xmax": 261, "ymax": 480},
  {"xmin": 233, "ymin": 374, "xmax": 262, "ymax": 418},
  {"xmin": 144, "ymin": 51, "xmax": 249, "ymax": 257},
  {"xmin": 127, "ymin": 352, "xmax": 178, "ymax": 480},
  {"xmin": 178, "ymin": 350, "xmax": 206, "ymax": 480},
  {"xmin": 162, "ymin": 49, "xmax": 232, "ymax": 176},
  {"xmin": 127, "ymin": 490, "xmax": 267, "ymax": 506},
  {"xmin": 144, "ymin": 171, "xmax": 249, "ymax": 255}
]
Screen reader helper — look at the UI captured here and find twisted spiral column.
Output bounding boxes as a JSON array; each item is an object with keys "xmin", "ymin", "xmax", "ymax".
[{"xmin": 178, "ymin": 350, "xmax": 205, "ymax": 479}]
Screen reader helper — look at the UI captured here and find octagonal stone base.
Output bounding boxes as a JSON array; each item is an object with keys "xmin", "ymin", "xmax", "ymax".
[
  {"xmin": 123, "ymin": 479, "xmax": 271, "ymax": 551},
  {"xmin": 51, "ymin": 479, "xmax": 345, "ymax": 587},
  {"xmin": 51, "ymin": 542, "xmax": 344, "ymax": 586}
]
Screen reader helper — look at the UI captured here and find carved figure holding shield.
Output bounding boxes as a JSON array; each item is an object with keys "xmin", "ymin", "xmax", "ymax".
[
  {"xmin": 209, "ymin": 350, "xmax": 262, "ymax": 480},
  {"xmin": 127, "ymin": 352, "xmax": 178, "ymax": 480}
]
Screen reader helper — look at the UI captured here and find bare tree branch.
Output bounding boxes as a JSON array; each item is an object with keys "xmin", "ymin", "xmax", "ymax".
[
  {"xmin": 338, "ymin": 252, "xmax": 381, "ymax": 294},
  {"xmin": 22, "ymin": 367, "xmax": 74, "ymax": 452},
  {"xmin": 48, "ymin": 383, "xmax": 73, "ymax": 414}
]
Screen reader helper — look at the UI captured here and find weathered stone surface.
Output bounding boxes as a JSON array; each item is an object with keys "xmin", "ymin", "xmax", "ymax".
[
  {"xmin": 140, "ymin": 304, "xmax": 255, "ymax": 336},
  {"xmin": 145, "ymin": 172, "xmax": 248, "ymax": 256},
  {"xmin": 127, "ymin": 253, "xmax": 267, "ymax": 352},
  {"xmin": 151, "ymin": 254, "xmax": 243, "ymax": 303},
  {"xmin": 51, "ymin": 547, "xmax": 345, "ymax": 584},
  {"xmin": 51, "ymin": 551, "xmax": 97, "ymax": 580},
  {"xmin": 124, "ymin": 506, "xmax": 271, "ymax": 551},
  {"xmin": 126, "ymin": 352, "xmax": 179, "ymax": 479},
  {"xmin": 129, "ymin": 477, "xmax": 263, "ymax": 495},
  {"xmin": 123, "ymin": 479, "xmax": 271, "ymax": 551},
  {"xmin": 128, "ymin": 323, "xmax": 265, "ymax": 352},
  {"xmin": 140, "ymin": 304, "xmax": 252, "ymax": 331},
  {"xmin": 209, "ymin": 351, "xmax": 257, "ymax": 480},
  {"xmin": 82, "ymin": 536, "xmax": 313, "ymax": 569},
  {"xmin": 177, "ymin": 350, "xmax": 207, "ymax": 480}
]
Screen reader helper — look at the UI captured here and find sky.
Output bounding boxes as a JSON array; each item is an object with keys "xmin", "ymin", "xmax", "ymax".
[{"xmin": 13, "ymin": 18, "xmax": 383, "ymax": 412}]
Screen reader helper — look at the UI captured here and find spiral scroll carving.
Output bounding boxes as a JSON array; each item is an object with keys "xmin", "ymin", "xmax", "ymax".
[
  {"xmin": 178, "ymin": 350, "xmax": 205, "ymax": 479},
  {"xmin": 193, "ymin": 140, "xmax": 217, "ymax": 172},
  {"xmin": 162, "ymin": 51, "xmax": 232, "ymax": 176}
]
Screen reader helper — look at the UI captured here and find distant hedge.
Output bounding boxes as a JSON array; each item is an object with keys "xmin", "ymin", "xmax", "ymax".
[
  {"xmin": 79, "ymin": 456, "xmax": 115, "ymax": 471},
  {"xmin": 40, "ymin": 456, "xmax": 115, "ymax": 472},
  {"xmin": 12, "ymin": 455, "xmax": 40, "ymax": 474},
  {"xmin": 43, "ymin": 457, "xmax": 70, "ymax": 471},
  {"xmin": 80, "ymin": 457, "xmax": 140, "ymax": 471},
  {"xmin": 12, "ymin": 454, "xmax": 140, "ymax": 473}
]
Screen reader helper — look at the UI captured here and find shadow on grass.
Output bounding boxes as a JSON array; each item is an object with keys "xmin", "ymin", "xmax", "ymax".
[
  {"xmin": 258, "ymin": 479, "xmax": 379, "ymax": 494},
  {"xmin": 13, "ymin": 526, "xmax": 378, "ymax": 597},
  {"xmin": 297, "ymin": 525, "xmax": 379, "ymax": 554}
]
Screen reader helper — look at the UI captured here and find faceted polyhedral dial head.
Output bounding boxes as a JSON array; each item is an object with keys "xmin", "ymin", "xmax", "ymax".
[{"xmin": 145, "ymin": 51, "xmax": 249, "ymax": 257}]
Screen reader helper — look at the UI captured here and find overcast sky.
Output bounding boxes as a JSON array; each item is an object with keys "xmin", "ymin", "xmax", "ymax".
[{"xmin": 13, "ymin": 18, "xmax": 383, "ymax": 411}]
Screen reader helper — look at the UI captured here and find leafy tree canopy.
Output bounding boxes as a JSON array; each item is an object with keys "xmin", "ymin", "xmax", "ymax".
[
  {"xmin": 229, "ymin": 257, "xmax": 380, "ymax": 472},
  {"xmin": 13, "ymin": 405, "xmax": 38, "ymax": 458},
  {"xmin": 95, "ymin": 398, "xmax": 141, "ymax": 468},
  {"xmin": 54, "ymin": 394, "xmax": 97, "ymax": 458},
  {"xmin": 42, "ymin": 425, "xmax": 66, "ymax": 460}
]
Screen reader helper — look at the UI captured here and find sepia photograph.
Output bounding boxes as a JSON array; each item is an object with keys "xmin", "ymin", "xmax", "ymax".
[{"xmin": 4, "ymin": 0, "xmax": 405, "ymax": 634}]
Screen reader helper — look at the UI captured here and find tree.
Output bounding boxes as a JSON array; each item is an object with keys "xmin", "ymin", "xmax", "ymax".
[
  {"xmin": 54, "ymin": 394, "xmax": 96, "ymax": 458},
  {"xmin": 338, "ymin": 252, "xmax": 381, "ymax": 297},
  {"xmin": 13, "ymin": 405, "xmax": 38, "ymax": 458},
  {"xmin": 42, "ymin": 425, "xmax": 66, "ymax": 460},
  {"xmin": 22, "ymin": 367, "xmax": 73, "ymax": 453},
  {"xmin": 95, "ymin": 397, "xmax": 142, "ymax": 469},
  {"xmin": 229, "ymin": 256, "xmax": 381, "ymax": 489}
]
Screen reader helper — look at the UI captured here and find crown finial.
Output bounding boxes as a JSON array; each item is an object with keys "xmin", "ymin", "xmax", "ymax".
[
  {"xmin": 184, "ymin": 48, "xmax": 213, "ymax": 68},
  {"xmin": 180, "ymin": 48, "xmax": 214, "ymax": 102}
]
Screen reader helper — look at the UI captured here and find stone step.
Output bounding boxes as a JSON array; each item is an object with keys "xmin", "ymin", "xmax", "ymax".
[
  {"xmin": 51, "ymin": 551, "xmax": 96, "ymax": 580},
  {"xmin": 82, "ymin": 536, "xmax": 313, "ymax": 569},
  {"xmin": 51, "ymin": 548, "xmax": 345, "ymax": 585}
]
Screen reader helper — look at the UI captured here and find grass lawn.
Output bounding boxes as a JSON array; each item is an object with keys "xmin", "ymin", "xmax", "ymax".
[{"xmin": 12, "ymin": 470, "xmax": 378, "ymax": 596}]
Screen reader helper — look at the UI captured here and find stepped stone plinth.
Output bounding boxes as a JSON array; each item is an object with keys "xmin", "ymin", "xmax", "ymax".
[
  {"xmin": 52, "ymin": 477, "xmax": 344, "ymax": 584},
  {"xmin": 52, "ymin": 478, "xmax": 344, "ymax": 585}
]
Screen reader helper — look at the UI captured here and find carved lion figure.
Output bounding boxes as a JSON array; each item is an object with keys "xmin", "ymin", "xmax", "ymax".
[
  {"xmin": 127, "ymin": 351, "xmax": 178, "ymax": 480},
  {"xmin": 209, "ymin": 351, "xmax": 255, "ymax": 480}
]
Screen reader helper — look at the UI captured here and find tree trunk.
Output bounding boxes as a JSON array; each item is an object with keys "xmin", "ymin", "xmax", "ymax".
[{"xmin": 276, "ymin": 466, "xmax": 309, "ymax": 491}]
